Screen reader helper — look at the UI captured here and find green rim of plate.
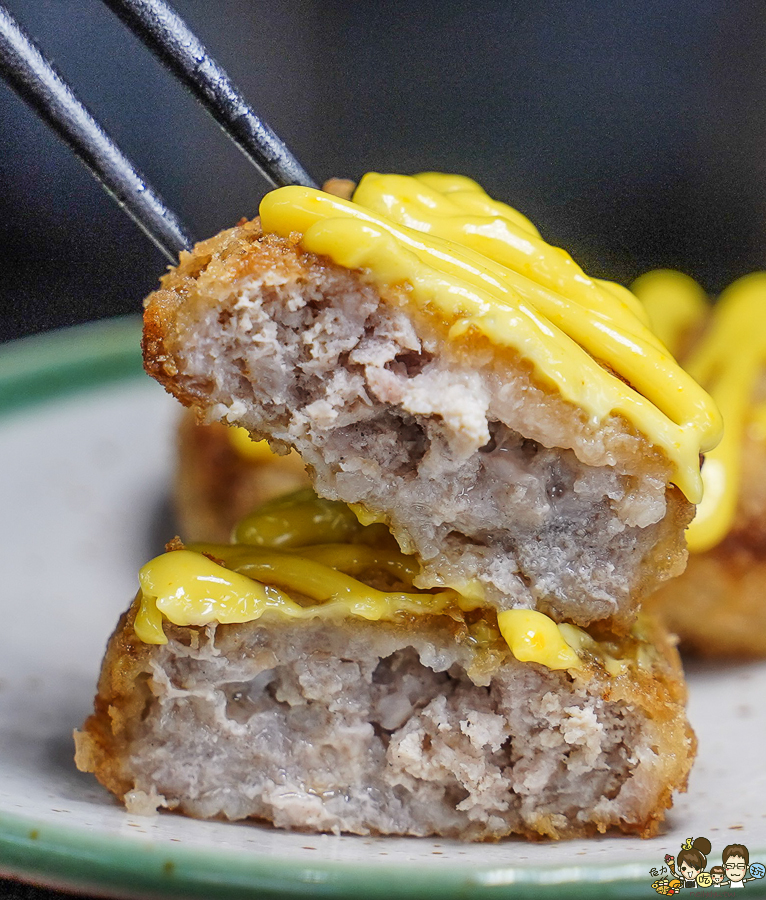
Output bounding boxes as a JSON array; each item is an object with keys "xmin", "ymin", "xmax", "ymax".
[
  {"xmin": 1, "ymin": 320, "xmax": 764, "ymax": 900},
  {"xmin": 0, "ymin": 316, "xmax": 145, "ymax": 414}
]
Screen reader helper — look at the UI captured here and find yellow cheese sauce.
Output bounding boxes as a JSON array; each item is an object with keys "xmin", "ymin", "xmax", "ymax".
[
  {"xmin": 133, "ymin": 492, "xmax": 643, "ymax": 677},
  {"xmin": 685, "ymin": 273, "xmax": 766, "ymax": 551},
  {"xmin": 228, "ymin": 427, "xmax": 275, "ymax": 462},
  {"xmin": 631, "ymin": 269, "xmax": 709, "ymax": 357},
  {"xmin": 134, "ymin": 490, "xmax": 460, "ymax": 644},
  {"xmin": 133, "ymin": 546, "xmax": 596, "ymax": 673},
  {"xmin": 134, "ymin": 548, "xmax": 461, "ymax": 644},
  {"xmin": 497, "ymin": 610, "xmax": 580, "ymax": 670},
  {"xmin": 259, "ymin": 173, "xmax": 721, "ymax": 503},
  {"xmin": 634, "ymin": 270, "xmax": 766, "ymax": 552}
]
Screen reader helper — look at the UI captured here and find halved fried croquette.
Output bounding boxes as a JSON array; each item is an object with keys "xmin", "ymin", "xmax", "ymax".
[
  {"xmin": 143, "ymin": 220, "xmax": 693, "ymax": 631},
  {"xmin": 75, "ymin": 603, "xmax": 693, "ymax": 840}
]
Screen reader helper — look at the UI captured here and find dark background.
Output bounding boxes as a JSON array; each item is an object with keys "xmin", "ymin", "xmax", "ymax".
[
  {"xmin": 2, "ymin": 0, "xmax": 766, "ymax": 346},
  {"xmin": 0, "ymin": 1, "xmax": 764, "ymax": 897}
]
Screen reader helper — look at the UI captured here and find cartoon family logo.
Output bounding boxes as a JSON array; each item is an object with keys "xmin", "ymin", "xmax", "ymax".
[{"xmin": 650, "ymin": 837, "xmax": 765, "ymax": 894}]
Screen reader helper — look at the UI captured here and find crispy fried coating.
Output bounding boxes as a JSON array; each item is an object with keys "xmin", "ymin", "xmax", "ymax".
[
  {"xmin": 143, "ymin": 219, "xmax": 692, "ymax": 632},
  {"xmin": 75, "ymin": 602, "xmax": 694, "ymax": 840}
]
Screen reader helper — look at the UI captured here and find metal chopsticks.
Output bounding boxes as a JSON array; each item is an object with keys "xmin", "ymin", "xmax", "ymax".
[
  {"xmin": 0, "ymin": 0, "xmax": 317, "ymax": 263},
  {"xmin": 101, "ymin": 0, "xmax": 318, "ymax": 190},
  {"xmin": 0, "ymin": 3, "xmax": 194, "ymax": 262}
]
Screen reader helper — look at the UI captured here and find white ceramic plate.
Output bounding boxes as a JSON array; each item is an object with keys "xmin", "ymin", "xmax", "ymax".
[{"xmin": 0, "ymin": 318, "xmax": 765, "ymax": 899}]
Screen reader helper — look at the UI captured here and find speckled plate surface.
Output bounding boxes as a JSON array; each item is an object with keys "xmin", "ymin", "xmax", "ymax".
[{"xmin": 0, "ymin": 318, "xmax": 765, "ymax": 899}]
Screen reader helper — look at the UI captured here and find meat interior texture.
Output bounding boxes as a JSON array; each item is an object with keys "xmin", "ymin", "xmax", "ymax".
[
  {"xmin": 144, "ymin": 223, "xmax": 693, "ymax": 631},
  {"xmin": 75, "ymin": 610, "xmax": 693, "ymax": 840}
]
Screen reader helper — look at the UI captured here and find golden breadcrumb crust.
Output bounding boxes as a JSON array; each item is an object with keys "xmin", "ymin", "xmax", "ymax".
[
  {"xmin": 140, "ymin": 205, "xmax": 693, "ymax": 636},
  {"xmin": 74, "ymin": 602, "xmax": 154, "ymax": 800},
  {"xmin": 142, "ymin": 215, "xmax": 683, "ymax": 489},
  {"xmin": 75, "ymin": 599, "xmax": 694, "ymax": 840}
]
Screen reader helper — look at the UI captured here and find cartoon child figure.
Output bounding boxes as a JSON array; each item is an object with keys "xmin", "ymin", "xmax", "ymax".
[
  {"xmin": 710, "ymin": 865, "xmax": 726, "ymax": 886},
  {"xmin": 722, "ymin": 844, "xmax": 754, "ymax": 888},
  {"xmin": 677, "ymin": 837, "xmax": 712, "ymax": 888}
]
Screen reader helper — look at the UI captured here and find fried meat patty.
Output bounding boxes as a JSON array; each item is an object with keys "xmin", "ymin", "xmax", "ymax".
[
  {"xmin": 75, "ymin": 605, "xmax": 693, "ymax": 840},
  {"xmin": 143, "ymin": 221, "xmax": 692, "ymax": 631}
]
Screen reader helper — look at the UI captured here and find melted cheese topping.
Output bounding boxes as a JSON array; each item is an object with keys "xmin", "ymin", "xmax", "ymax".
[
  {"xmin": 135, "ymin": 546, "xmax": 595, "ymax": 676},
  {"xmin": 497, "ymin": 610, "xmax": 581, "ymax": 670},
  {"xmin": 228, "ymin": 427, "xmax": 275, "ymax": 462},
  {"xmin": 684, "ymin": 273, "xmax": 766, "ymax": 550},
  {"xmin": 134, "ymin": 542, "xmax": 643, "ymax": 678},
  {"xmin": 631, "ymin": 269, "xmax": 709, "ymax": 357},
  {"xmin": 134, "ymin": 548, "xmax": 458, "ymax": 645},
  {"xmin": 634, "ymin": 270, "xmax": 766, "ymax": 552},
  {"xmin": 134, "ymin": 490, "xmax": 460, "ymax": 645},
  {"xmin": 259, "ymin": 173, "xmax": 721, "ymax": 502},
  {"xmin": 133, "ymin": 491, "xmax": 593, "ymax": 671}
]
